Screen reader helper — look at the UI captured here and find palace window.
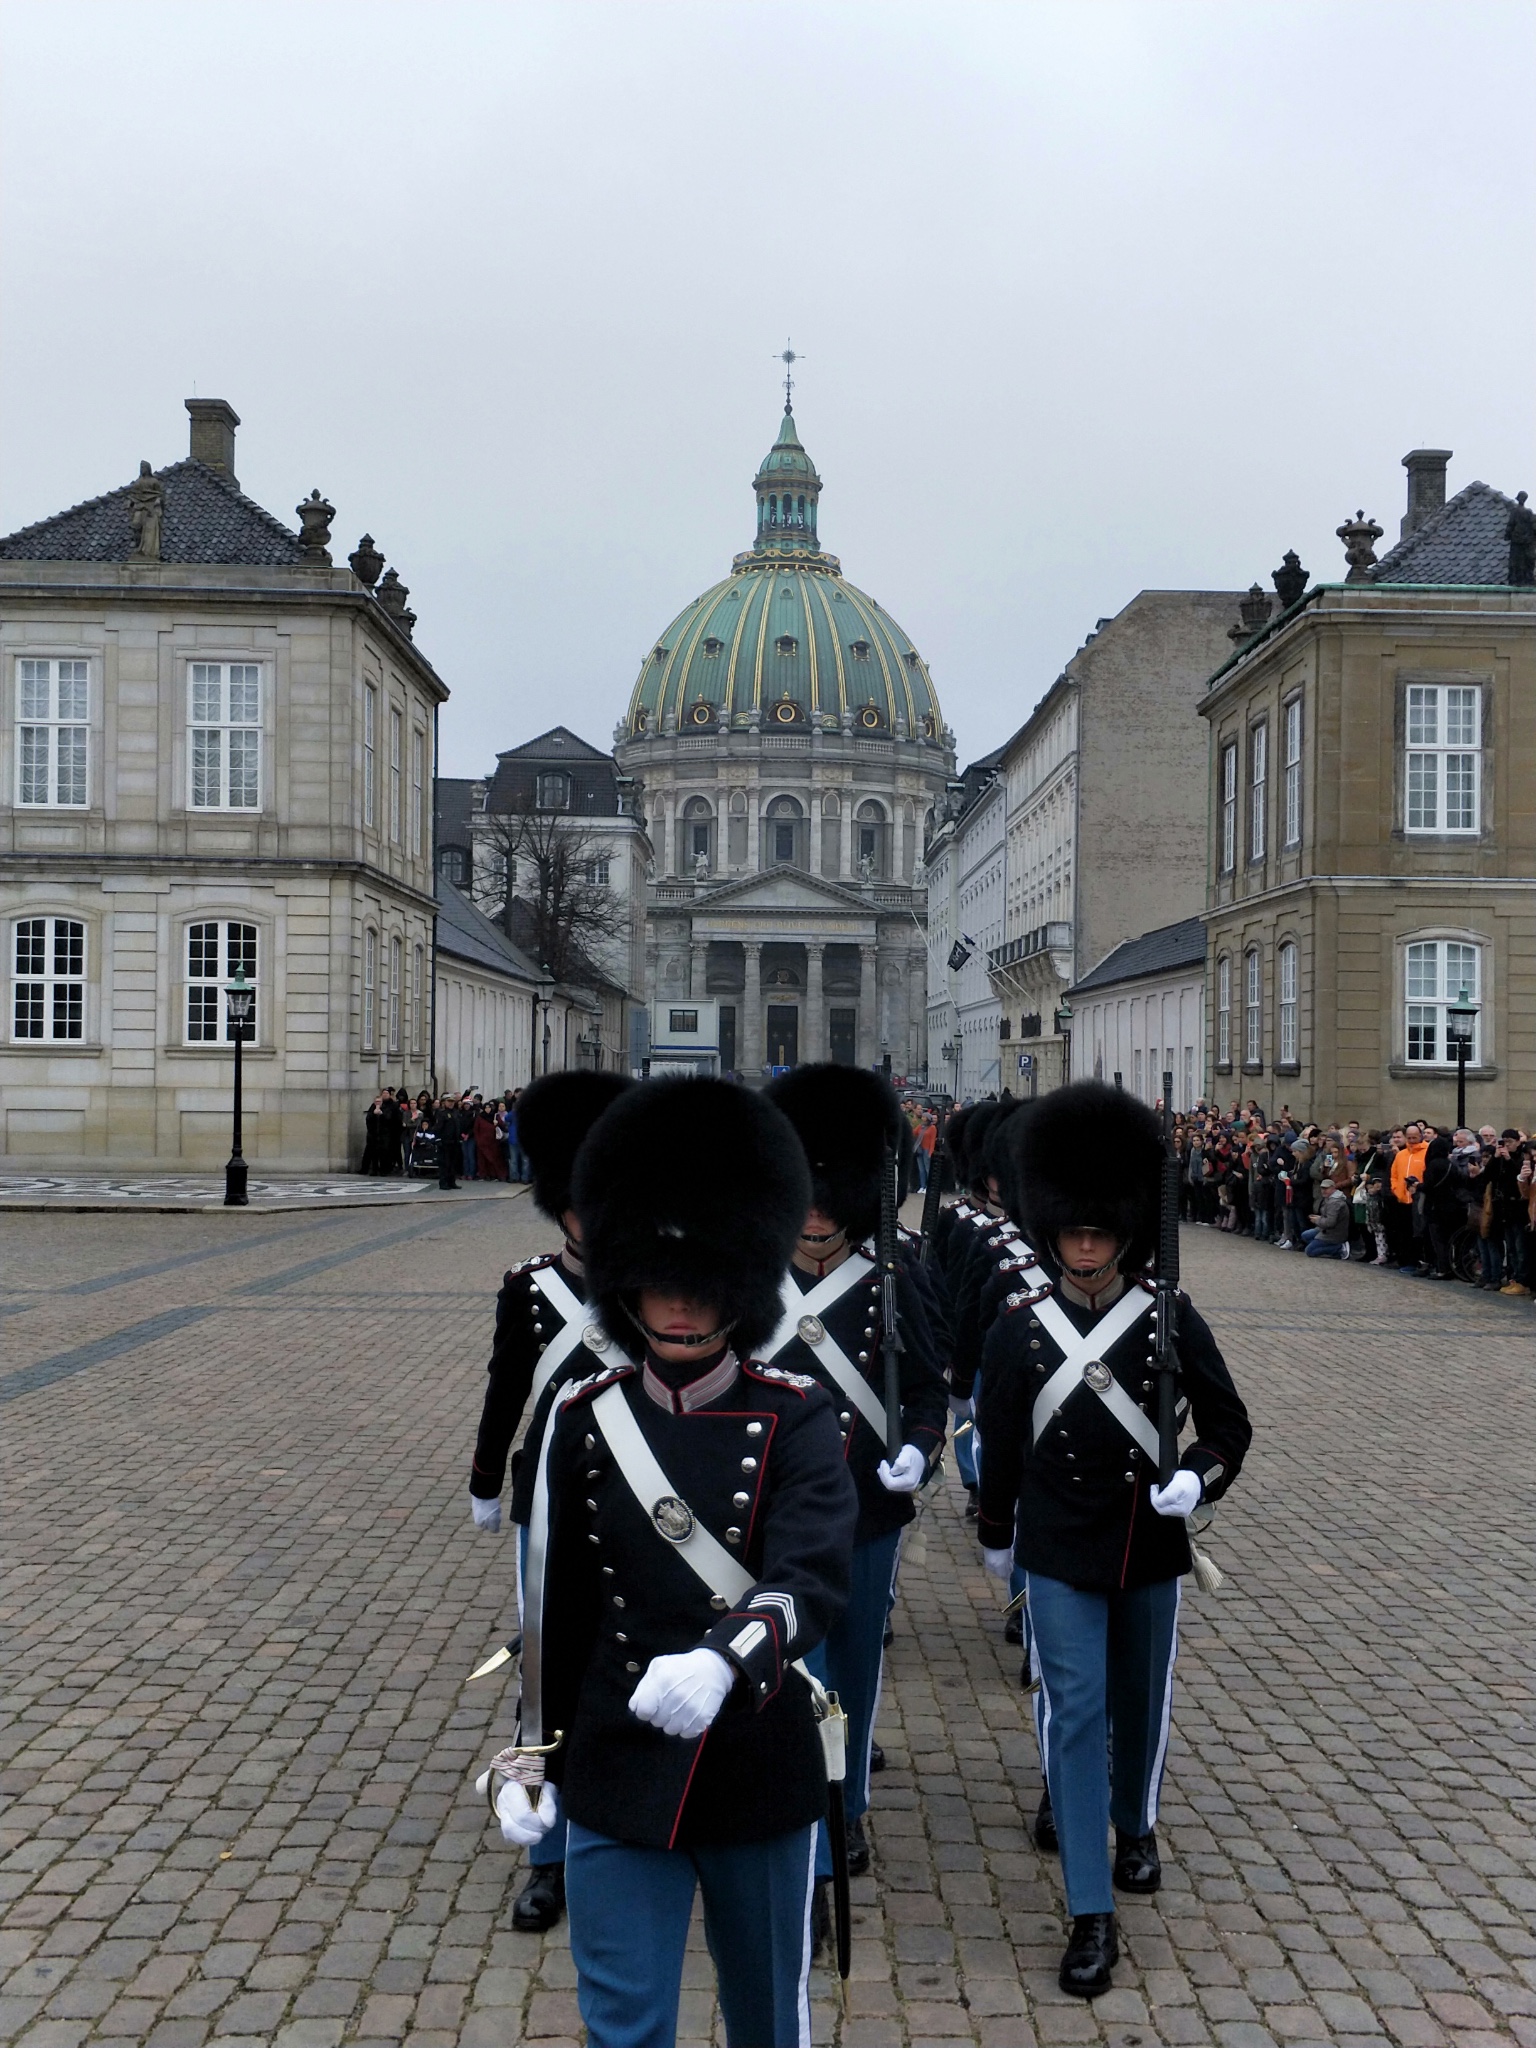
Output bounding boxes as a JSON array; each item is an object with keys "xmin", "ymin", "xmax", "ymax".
[
  {"xmin": 411, "ymin": 728, "xmax": 425, "ymax": 856},
  {"xmin": 187, "ymin": 921, "xmax": 257, "ymax": 1043},
  {"xmin": 1406, "ymin": 939, "xmax": 1481, "ymax": 1064},
  {"xmin": 1216, "ymin": 953, "xmax": 1231, "ymax": 1066},
  {"xmin": 1283, "ymin": 698, "xmax": 1303, "ymax": 847},
  {"xmin": 189, "ymin": 663, "xmax": 260, "ymax": 809},
  {"xmin": 1244, "ymin": 946, "xmax": 1262, "ymax": 1065},
  {"xmin": 1219, "ymin": 742, "xmax": 1237, "ymax": 872},
  {"xmin": 1278, "ymin": 940, "xmax": 1298, "ymax": 1065},
  {"xmin": 537, "ymin": 772, "xmax": 571, "ymax": 811},
  {"xmin": 1406, "ymin": 685, "xmax": 1480, "ymax": 833},
  {"xmin": 389, "ymin": 707, "xmax": 403, "ymax": 842},
  {"xmin": 17, "ymin": 659, "xmax": 88, "ymax": 808},
  {"xmin": 363, "ymin": 684, "xmax": 377, "ymax": 828},
  {"xmin": 1249, "ymin": 721, "xmax": 1267, "ymax": 862},
  {"xmin": 413, "ymin": 942, "xmax": 425, "ymax": 1054},
  {"xmin": 363, "ymin": 929, "xmax": 377, "ymax": 1050},
  {"xmin": 12, "ymin": 917, "xmax": 85, "ymax": 1041},
  {"xmin": 389, "ymin": 935, "xmax": 403, "ymax": 1051}
]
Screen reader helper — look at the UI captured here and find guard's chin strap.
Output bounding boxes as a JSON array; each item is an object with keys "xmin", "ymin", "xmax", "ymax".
[
  {"xmin": 626, "ymin": 1306, "xmax": 736, "ymax": 1351},
  {"xmin": 561, "ymin": 1238, "xmax": 584, "ymax": 1266},
  {"xmin": 798, "ymin": 1227, "xmax": 847, "ymax": 1279}
]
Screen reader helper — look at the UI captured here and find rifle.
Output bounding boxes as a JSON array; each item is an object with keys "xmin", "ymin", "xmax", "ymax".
[
  {"xmin": 917, "ymin": 1098, "xmax": 952, "ymax": 1264},
  {"xmin": 877, "ymin": 1138, "xmax": 906, "ymax": 1463},
  {"xmin": 1155, "ymin": 1070, "xmax": 1181, "ymax": 1486}
]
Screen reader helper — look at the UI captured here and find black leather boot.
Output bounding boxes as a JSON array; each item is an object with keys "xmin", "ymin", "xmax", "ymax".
[
  {"xmin": 1032, "ymin": 1788, "xmax": 1058, "ymax": 1852},
  {"xmin": 868, "ymin": 1741, "xmax": 885, "ymax": 1773},
  {"xmin": 511, "ymin": 1863, "xmax": 565, "ymax": 1931},
  {"xmin": 1003, "ymin": 1609, "xmax": 1024, "ymax": 1645},
  {"xmin": 1113, "ymin": 1827, "xmax": 1161, "ymax": 1893},
  {"xmin": 1058, "ymin": 1911, "xmax": 1118, "ymax": 1997},
  {"xmin": 845, "ymin": 1813, "xmax": 870, "ymax": 1876}
]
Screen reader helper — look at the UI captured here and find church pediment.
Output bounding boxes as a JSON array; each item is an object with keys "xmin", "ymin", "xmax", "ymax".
[{"xmin": 689, "ymin": 869, "xmax": 872, "ymax": 913}]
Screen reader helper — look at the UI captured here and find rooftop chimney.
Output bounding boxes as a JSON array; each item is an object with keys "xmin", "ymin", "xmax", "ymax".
[
  {"xmin": 1400, "ymin": 448, "xmax": 1451, "ymax": 538},
  {"xmin": 186, "ymin": 399, "xmax": 240, "ymax": 483}
]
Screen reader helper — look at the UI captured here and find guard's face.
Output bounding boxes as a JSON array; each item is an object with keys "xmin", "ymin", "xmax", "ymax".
[
  {"xmin": 796, "ymin": 1207, "xmax": 846, "ymax": 1259},
  {"xmin": 636, "ymin": 1289, "xmax": 729, "ymax": 1360},
  {"xmin": 1056, "ymin": 1227, "xmax": 1122, "ymax": 1283}
]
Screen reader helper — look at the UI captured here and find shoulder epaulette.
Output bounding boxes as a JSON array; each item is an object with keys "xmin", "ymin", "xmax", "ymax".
[
  {"xmin": 557, "ymin": 1360, "xmax": 636, "ymax": 1407},
  {"xmin": 504, "ymin": 1250, "xmax": 560, "ymax": 1281},
  {"xmin": 744, "ymin": 1361, "xmax": 816, "ymax": 1394},
  {"xmin": 1136, "ymin": 1275, "xmax": 1158, "ymax": 1295},
  {"xmin": 1004, "ymin": 1281, "xmax": 1053, "ymax": 1311},
  {"xmin": 998, "ymin": 1253, "xmax": 1040, "ymax": 1275}
]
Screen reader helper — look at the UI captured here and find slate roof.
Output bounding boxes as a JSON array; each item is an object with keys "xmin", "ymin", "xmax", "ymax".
[
  {"xmin": 434, "ymin": 777, "xmax": 478, "ymax": 856},
  {"xmin": 1370, "ymin": 480, "xmax": 1518, "ymax": 586},
  {"xmin": 1070, "ymin": 916, "xmax": 1206, "ymax": 995},
  {"xmin": 434, "ymin": 878, "xmax": 543, "ymax": 983},
  {"xmin": 0, "ymin": 459, "xmax": 306, "ymax": 564},
  {"xmin": 486, "ymin": 726, "xmax": 624, "ymax": 818}
]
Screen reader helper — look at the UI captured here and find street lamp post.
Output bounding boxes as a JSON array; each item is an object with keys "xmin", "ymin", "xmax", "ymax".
[
  {"xmin": 1446, "ymin": 987, "xmax": 1478, "ymax": 1130},
  {"xmin": 223, "ymin": 967, "xmax": 254, "ymax": 1207},
  {"xmin": 1054, "ymin": 999, "xmax": 1074, "ymax": 1086},
  {"xmin": 536, "ymin": 975, "xmax": 555, "ymax": 1075}
]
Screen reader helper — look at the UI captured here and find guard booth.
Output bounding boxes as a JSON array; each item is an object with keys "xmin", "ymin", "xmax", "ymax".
[{"xmin": 647, "ymin": 998, "xmax": 721, "ymax": 1077}]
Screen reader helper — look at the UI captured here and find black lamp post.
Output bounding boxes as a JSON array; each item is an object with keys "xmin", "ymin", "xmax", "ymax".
[
  {"xmin": 223, "ymin": 967, "xmax": 254, "ymax": 1207},
  {"xmin": 1446, "ymin": 986, "xmax": 1478, "ymax": 1130},
  {"xmin": 536, "ymin": 975, "xmax": 555, "ymax": 1075},
  {"xmin": 941, "ymin": 1036, "xmax": 961, "ymax": 1094},
  {"xmin": 1055, "ymin": 999, "xmax": 1074, "ymax": 1086}
]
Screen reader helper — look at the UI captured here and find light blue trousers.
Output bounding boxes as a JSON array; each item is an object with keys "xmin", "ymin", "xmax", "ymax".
[
  {"xmin": 805, "ymin": 1527, "xmax": 902, "ymax": 1877},
  {"xmin": 1027, "ymin": 1571, "xmax": 1181, "ymax": 1916},
  {"xmin": 565, "ymin": 1821, "xmax": 816, "ymax": 2048}
]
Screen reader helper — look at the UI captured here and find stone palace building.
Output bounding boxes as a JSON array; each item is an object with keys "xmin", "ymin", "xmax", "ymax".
[{"xmin": 614, "ymin": 404, "xmax": 956, "ymax": 1080}]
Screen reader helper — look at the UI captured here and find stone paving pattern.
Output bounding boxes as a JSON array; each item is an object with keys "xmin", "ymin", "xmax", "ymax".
[{"xmin": 2, "ymin": 1201, "xmax": 1534, "ymax": 2048}]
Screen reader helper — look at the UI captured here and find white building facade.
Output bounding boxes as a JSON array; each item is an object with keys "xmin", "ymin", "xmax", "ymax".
[
  {"xmin": 925, "ymin": 756, "xmax": 1006, "ymax": 1099},
  {"xmin": 1067, "ymin": 917, "xmax": 1207, "ymax": 1111}
]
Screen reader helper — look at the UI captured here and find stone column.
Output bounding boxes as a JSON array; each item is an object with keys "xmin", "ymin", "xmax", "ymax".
[
  {"xmin": 747, "ymin": 787, "xmax": 761, "ymax": 871},
  {"xmin": 742, "ymin": 941, "xmax": 764, "ymax": 1077},
  {"xmin": 856, "ymin": 943, "xmax": 878, "ymax": 1067},
  {"xmin": 839, "ymin": 791, "xmax": 853, "ymax": 881},
  {"xmin": 804, "ymin": 944, "xmax": 825, "ymax": 1063},
  {"xmin": 689, "ymin": 936, "xmax": 707, "ymax": 999}
]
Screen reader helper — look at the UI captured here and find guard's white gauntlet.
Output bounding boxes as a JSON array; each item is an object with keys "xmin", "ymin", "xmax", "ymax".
[
  {"xmin": 877, "ymin": 1443, "xmax": 927, "ymax": 1494},
  {"xmin": 474, "ymin": 1771, "xmax": 557, "ymax": 1846},
  {"xmin": 982, "ymin": 1546, "xmax": 1015, "ymax": 1581},
  {"xmin": 1149, "ymin": 1471, "xmax": 1203, "ymax": 1519},
  {"xmin": 628, "ymin": 1648, "xmax": 734, "ymax": 1739},
  {"xmin": 470, "ymin": 1495, "xmax": 502, "ymax": 1532}
]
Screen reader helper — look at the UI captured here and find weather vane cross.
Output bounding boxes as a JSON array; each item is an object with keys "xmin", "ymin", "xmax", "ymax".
[{"xmin": 776, "ymin": 338, "xmax": 802, "ymax": 414}]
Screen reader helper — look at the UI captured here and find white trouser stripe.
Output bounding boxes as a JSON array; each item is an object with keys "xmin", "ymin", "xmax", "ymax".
[
  {"xmin": 1146, "ymin": 1578, "xmax": 1182, "ymax": 1829},
  {"xmin": 795, "ymin": 1825, "xmax": 816, "ymax": 2048}
]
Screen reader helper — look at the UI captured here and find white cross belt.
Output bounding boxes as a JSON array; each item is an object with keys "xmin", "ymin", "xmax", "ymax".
[
  {"xmin": 1029, "ymin": 1287, "xmax": 1160, "ymax": 1464},
  {"xmin": 765, "ymin": 1255, "xmax": 887, "ymax": 1439},
  {"xmin": 529, "ymin": 1263, "xmax": 604, "ymax": 1404}
]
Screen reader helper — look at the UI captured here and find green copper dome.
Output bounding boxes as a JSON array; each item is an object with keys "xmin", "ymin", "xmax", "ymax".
[{"xmin": 624, "ymin": 410, "xmax": 947, "ymax": 742}]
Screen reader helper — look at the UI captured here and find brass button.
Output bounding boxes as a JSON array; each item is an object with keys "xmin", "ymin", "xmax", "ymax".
[
  {"xmin": 1066, "ymin": 1453, "xmax": 1075, "ymax": 1462},
  {"xmin": 1030, "ymin": 1340, "xmax": 1041, "ymax": 1351},
  {"xmin": 585, "ymin": 1434, "xmax": 596, "ymax": 1450},
  {"xmin": 1125, "ymin": 1472, "xmax": 1135, "ymax": 1484},
  {"xmin": 857, "ymin": 1351, "xmax": 870, "ymax": 1364},
  {"xmin": 741, "ymin": 1457, "xmax": 758, "ymax": 1473},
  {"xmin": 626, "ymin": 1660, "xmax": 640, "ymax": 1673},
  {"xmin": 587, "ymin": 1468, "xmax": 601, "ymax": 1480},
  {"xmin": 588, "ymin": 1533, "xmax": 601, "ymax": 1545},
  {"xmin": 616, "ymin": 1631, "xmax": 628, "ymax": 1643},
  {"xmin": 537, "ymin": 1342, "xmax": 547, "ymax": 1355},
  {"xmin": 602, "ymin": 1565, "xmax": 615, "ymax": 1577},
  {"xmin": 746, "ymin": 1422, "xmax": 763, "ymax": 1437},
  {"xmin": 613, "ymin": 1595, "xmax": 625, "ymax": 1608},
  {"xmin": 710, "ymin": 1594, "xmax": 728, "ymax": 1611},
  {"xmin": 725, "ymin": 1527, "xmax": 742, "ymax": 1545},
  {"xmin": 839, "ymin": 1411, "xmax": 851, "ymax": 1425},
  {"xmin": 733, "ymin": 1491, "xmax": 751, "ymax": 1509},
  {"xmin": 585, "ymin": 1499, "xmax": 597, "ymax": 1511}
]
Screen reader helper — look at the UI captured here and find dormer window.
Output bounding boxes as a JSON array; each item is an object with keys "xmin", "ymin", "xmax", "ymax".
[
  {"xmin": 775, "ymin": 635, "xmax": 798, "ymax": 657},
  {"xmin": 536, "ymin": 772, "xmax": 571, "ymax": 811},
  {"xmin": 701, "ymin": 637, "xmax": 724, "ymax": 657},
  {"xmin": 858, "ymin": 705, "xmax": 883, "ymax": 731},
  {"xmin": 904, "ymin": 650, "xmax": 921, "ymax": 668},
  {"xmin": 849, "ymin": 640, "xmax": 870, "ymax": 660},
  {"xmin": 652, "ymin": 646, "xmax": 669, "ymax": 664},
  {"xmin": 689, "ymin": 701, "xmax": 715, "ymax": 727}
]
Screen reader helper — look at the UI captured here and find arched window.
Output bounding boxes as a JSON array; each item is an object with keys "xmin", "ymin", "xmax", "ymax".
[
  {"xmin": 855, "ymin": 799, "xmax": 888, "ymax": 878},
  {"xmin": 765, "ymin": 795, "xmax": 804, "ymax": 868},
  {"xmin": 1278, "ymin": 941, "xmax": 1298, "ymax": 1066},
  {"xmin": 769, "ymin": 495, "xmax": 778, "ymax": 526},
  {"xmin": 681, "ymin": 796, "xmax": 714, "ymax": 870},
  {"xmin": 12, "ymin": 916, "xmax": 86, "ymax": 1041},
  {"xmin": 1216, "ymin": 954, "xmax": 1231, "ymax": 1066},
  {"xmin": 797, "ymin": 495, "xmax": 806, "ymax": 526},
  {"xmin": 1244, "ymin": 947, "xmax": 1262, "ymax": 1065}
]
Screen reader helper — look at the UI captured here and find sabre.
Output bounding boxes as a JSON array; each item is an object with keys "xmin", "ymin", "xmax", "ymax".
[
  {"xmin": 465, "ymin": 1634, "xmax": 522, "ymax": 1683},
  {"xmin": 1155, "ymin": 1070, "xmax": 1181, "ymax": 1487},
  {"xmin": 877, "ymin": 1139, "xmax": 905, "ymax": 1463}
]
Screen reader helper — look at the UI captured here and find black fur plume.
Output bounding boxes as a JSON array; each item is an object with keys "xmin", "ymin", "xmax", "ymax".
[
  {"xmin": 764, "ymin": 1064, "xmax": 902, "ymax": 1242},
  {"xmin": 1009, "ymin": 1081, "xmax": 1164, "ymax": 1271},
  {"xmin": 516, "ymin": 1071, "xmax": 633, "ymax": 1223}
]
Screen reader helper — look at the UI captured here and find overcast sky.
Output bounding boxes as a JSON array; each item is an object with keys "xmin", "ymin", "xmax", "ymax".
[{"xmin": 2, "ymin": 1, "xmax": 1532, "ymax": 776}]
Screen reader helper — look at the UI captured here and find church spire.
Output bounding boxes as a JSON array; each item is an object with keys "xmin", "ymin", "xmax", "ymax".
[{"xmin": 751, "ymin": 406, "xmax": 822, "ymax": 557}]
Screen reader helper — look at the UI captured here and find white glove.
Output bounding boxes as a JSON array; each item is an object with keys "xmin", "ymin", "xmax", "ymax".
[
  {"xmin": 1150, "ymin": 1471, "xmax": 1203, "ymax": 1519},
  {"xmin": 628, "ymin": 1648, "xmax": 735, "ymax": 1739},
  {"xmin": 982, "ymin": 1546, "xmax": 1014, "ymax": 1581},
  {"xmin": 470, "ymin": 1494, "xmax": 501, "ymax": 1532},
  {"xmin": 475, "ymin": 1771, "xmax": 557, "ymax": 1846},
  {"xmin": 877, "ymin": 1443, "xmax": 927, "ymax": 1493},
  {"xmin": 948, "ymin": 1394, "xmax": 974, "ymax": 1421}
]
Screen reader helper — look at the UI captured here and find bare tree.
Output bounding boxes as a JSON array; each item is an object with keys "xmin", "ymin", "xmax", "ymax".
[{"xmin": 472, "ymin": 798, "xmax": 628, "ymax": 987}]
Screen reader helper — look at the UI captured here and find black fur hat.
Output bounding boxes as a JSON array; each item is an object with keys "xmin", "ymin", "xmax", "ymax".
[
  {"xmin": 516, "ymin": 1071, "xmax": 633, "ymax": 1223},
  {"xmin": 982, "ymin": 1097, "xmax": 1025, "ymax": 1214},
  {"xmin": 572, "ymin": 1077, "xmax": 810, "ymax": 1357},
  {"xmin": 764, "ymin": 1064, "xmax": 903, "ymax": 1243},
  {"xmin": 962, "ymin": 1098, "xmax": 1018, "ymax": 1193},
  {"xmin": 1010, "ymin": 1081, "xmax": 1165, "ymax": 1272}
]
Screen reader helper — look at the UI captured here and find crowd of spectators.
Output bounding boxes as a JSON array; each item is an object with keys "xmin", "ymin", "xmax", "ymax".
[
  {"xmin": 360, "ymin": 1085, "xmax": 531, "ymax": 1184},
  {"xmin": 1174, "ymin": 1103, "xmax": 1535, "ymax": 1295}
]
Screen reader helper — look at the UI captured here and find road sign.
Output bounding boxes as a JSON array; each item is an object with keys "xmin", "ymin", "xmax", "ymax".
[{"xmin": 1017, "ymin": 1053, "xmax": 1035, "ymax": 1074}]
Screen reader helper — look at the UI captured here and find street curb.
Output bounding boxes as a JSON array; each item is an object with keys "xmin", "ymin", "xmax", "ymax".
[{"xmin": 0, "ymin": 1184, "xmax": 533, "ymax": 1216}]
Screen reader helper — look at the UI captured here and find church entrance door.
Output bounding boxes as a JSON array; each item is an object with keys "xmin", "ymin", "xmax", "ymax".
[
  {"xmin": 766, "ymin": 1004, "xmax": 799, "ymax": 1071},
  {"xmin": 829, "ymin": 1007, "xmax": 856, "ymax": 1065}
]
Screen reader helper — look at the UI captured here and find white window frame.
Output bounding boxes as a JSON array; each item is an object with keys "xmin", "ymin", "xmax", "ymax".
[
  {"xmin": 363, "ymin": 928, "xmax": 377, "ymax": 1050},
  {"xmin": 388, "ymin": 706, "xmax": 403, "ymax": 844},
  {"xmin": 1405, "ymin": 938, "xmax": 1482, "ymax": 1066},
  {"xmin": 1244, "ymin": 947, "xmax": 1262, "ymax": 1065},
  {"xmin": 537, "ymin": 772, "xmax": 571, "ymax": 811},
  {"xmin": 412, "ymin": 942, "xmax": 425, "ymax": 1054},
  {"xmin": 1249, "ymin": 721, "xmax": 1267, "ymax": 863},
  {"xmin": 1216, "ymin": 953, "xmax": 1231, "ymax": 1065},
  {"xmin": 12, "ymin": 916, "xmax": 86, "ymax": 1041},
  {"xmin": 1406, "ymin": 684, "xmax": 1480, "ymax": 835},
  {"xmin": 1219, "ymin": 743, "xmax": 1237, "ymax": 873},
  {"xmin": 185, "ymin": 920, "xmax": 258, "ymax": 1044},
  {"xmin": 1278, "ymin": 941, "xmax": 1297, "ymax": 1065},
  {"xmin": 188, "ymin": 663, "xmax": 262, "ymax": 811},
  {"xmin": 411, "ymin": 728, "xmax": 425, "ymax": 857},
  {"xmin": 17, "ymin": 659, "xmax": 90, "ymax": 808},
  {"xmin": 388, "ymin": 934, "xmax": 403, "ymax": 1052},
  {"xmin": 1283, "ymin": 698, "xmax": 1303, "ymax": 848},
  {"xmin": 363, "ymin": 684, "xmax": 378, "ymax": 829}
]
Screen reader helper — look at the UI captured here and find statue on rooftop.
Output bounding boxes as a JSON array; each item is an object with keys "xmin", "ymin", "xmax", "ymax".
[
  {"xmin": 1505, "ymin": 492, "xmax": 1536, "ymax": 586},
  {"xmin": 127, "ymin": 461, "xmax": 163, "ymax": 561}
]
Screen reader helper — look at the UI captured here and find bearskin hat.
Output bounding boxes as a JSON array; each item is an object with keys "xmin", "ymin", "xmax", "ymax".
[
  {"xmin": 1009, "ymin": 1081, "xmax": 1165, "ymax": 1272},
  {"xmin": 764, "ymin": 1064, "xmax": 903, "ymax": 1244},
  {"xmin": 961, "ymin": 1097, "xmax": 1017, "ymax": 1194},
  {"xmin": 516, "ymin": 1071, "xmax": 633, "ymax": 1223},
  {"xmin": 572, "ymin": 1077, "xmax": 810, "ymax": 1358},
  {"xmin": 982, "ymin": 1096, "xmax": 1025, "ymax": 1214}
]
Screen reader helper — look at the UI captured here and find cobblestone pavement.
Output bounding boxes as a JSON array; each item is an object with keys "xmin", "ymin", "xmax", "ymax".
[
  {"xmin": 2, "ymin": 1207, "xmax": 1533, "ymax": 2048},
  {"xmin": 0, "ymin": 1175, "xmax": 530, "ymax": 1212}
]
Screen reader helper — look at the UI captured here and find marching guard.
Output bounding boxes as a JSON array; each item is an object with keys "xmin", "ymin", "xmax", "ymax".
[
  {"xmin": 466, "ymin": 1068, "xmax": 631, "ymax": 1931},
  {"xmin": 763, "ymin": 1065, "xmax": 949, "ymax": 1906},
  {"xmin": 480, "ymin": 1077, "xmax": 858, "ymax": 2048},
  {"xmin": 976, "ymin": 1083, "xmax": 1251, "ymax": 1998}
]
